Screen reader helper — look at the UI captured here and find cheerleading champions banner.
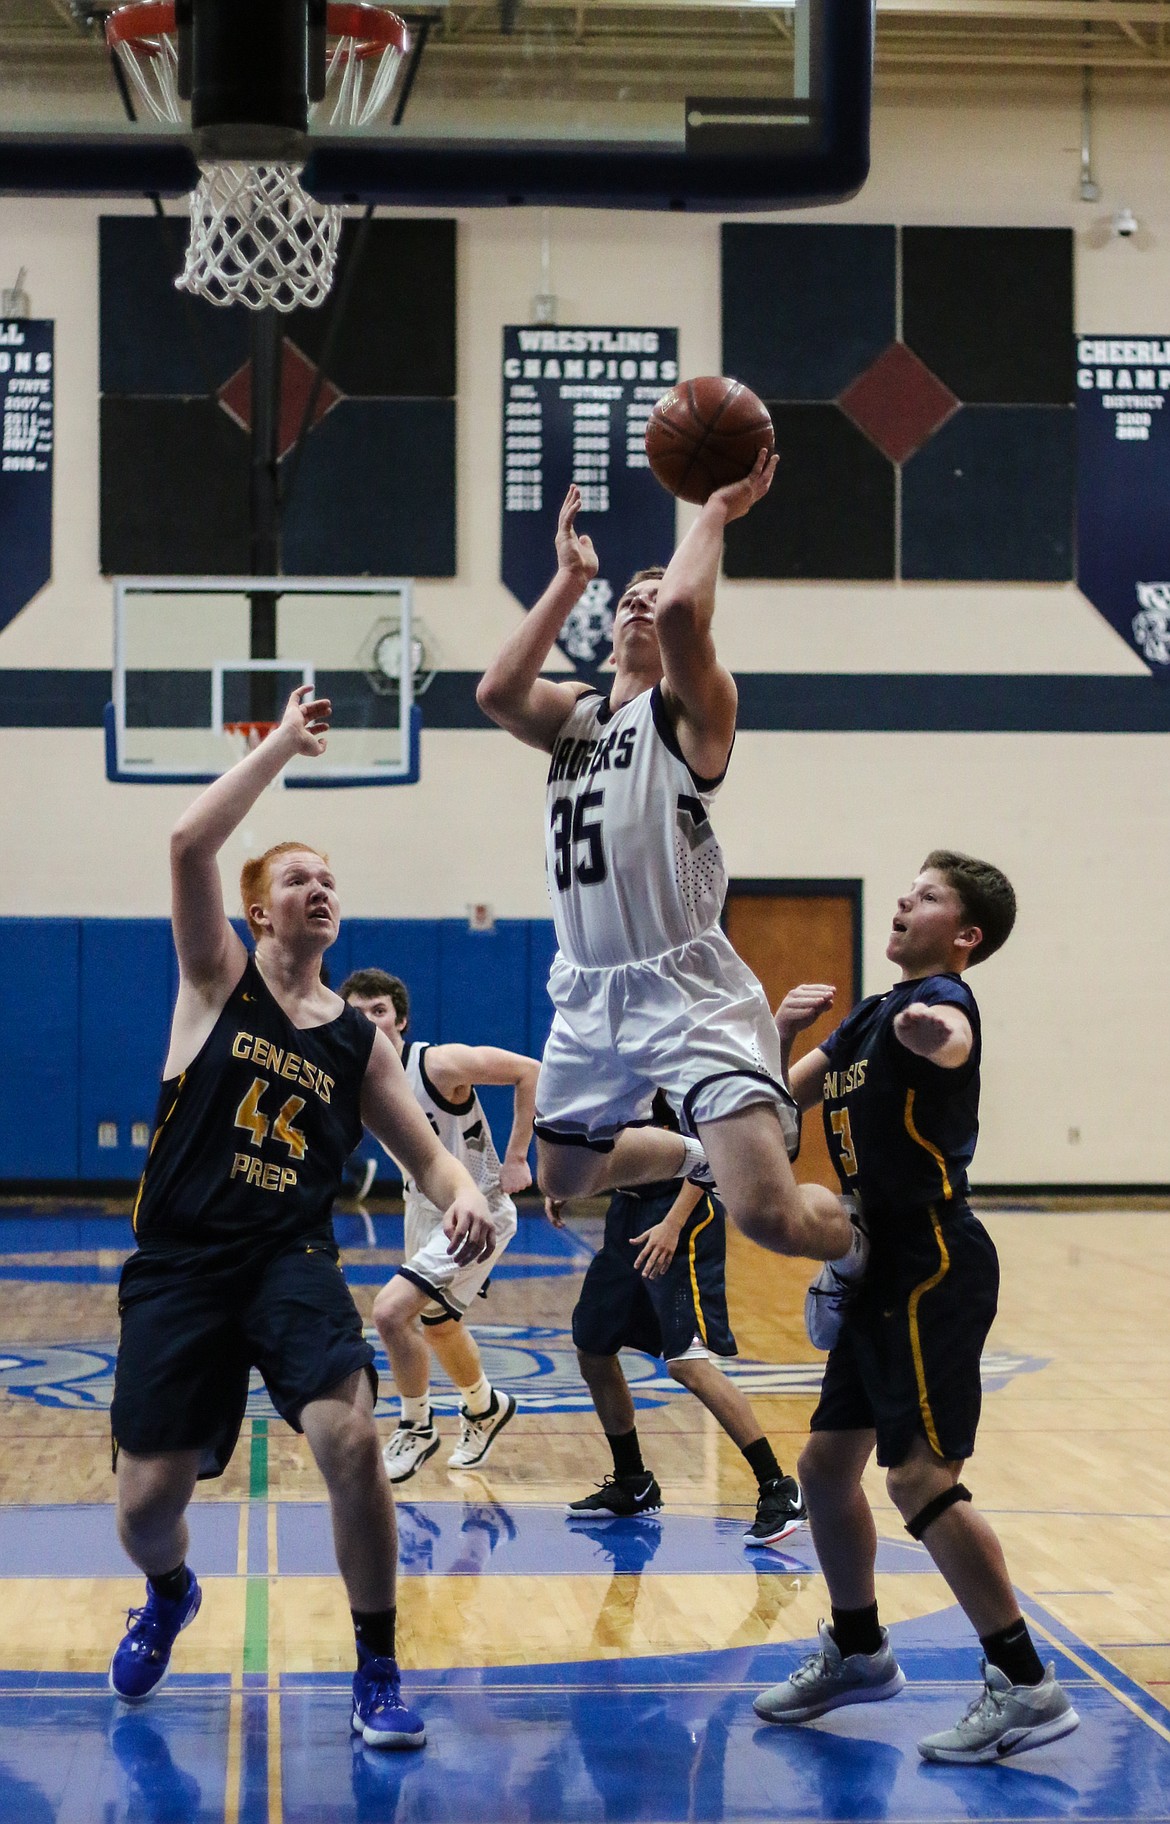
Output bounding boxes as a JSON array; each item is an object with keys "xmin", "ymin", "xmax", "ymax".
[
  {"xmin": 1077, "ymin": 336, "xmax": 1170, "ymax": 679},
  {"xmin": 500, "ymin": 327, "xmax": 678, "ymax": 669}
]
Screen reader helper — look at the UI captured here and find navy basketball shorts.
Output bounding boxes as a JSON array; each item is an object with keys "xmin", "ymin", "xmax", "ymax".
[
  {"xmin": 111, "ymin": 1242, "xmax": 376, "ymax": 1479},
  {"xmin": 572, "ymin": 1184, "xmax": 737, "ymax": 1363},
  {"xmin": 810, "ymin": 1205, "xmax": 1000, "ymax": 1468}
]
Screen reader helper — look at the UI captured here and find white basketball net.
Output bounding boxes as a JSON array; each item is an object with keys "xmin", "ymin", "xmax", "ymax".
[
  {"xmin": 178, "ymin": 162, "xmax": 342, "ymax": 312},
  {"xmin": 108, "ymin": 3, "xmax": 407, "ymax": 312}
]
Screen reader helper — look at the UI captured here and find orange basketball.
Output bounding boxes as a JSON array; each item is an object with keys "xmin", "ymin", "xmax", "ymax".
[{"xmin": 644, "ymin": 376, "xmax": 775, "ymax": 504}]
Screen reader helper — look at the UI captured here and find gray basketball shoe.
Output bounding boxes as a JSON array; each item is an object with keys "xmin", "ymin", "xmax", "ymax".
[
  {"xmin": 917, "ymin": 1661, "xmax": 1079, "ymax": 1763},
  {"xmin": 753, "ymin": 1620, "xmax": 906, "ymax": 1724},
  {"xmin": 804, "ymin": 1199, "xmax": 869, "ymax": 1351}
]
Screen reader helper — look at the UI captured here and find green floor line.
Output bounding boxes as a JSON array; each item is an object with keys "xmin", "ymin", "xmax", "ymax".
[{"xmin": 244, "ymin": 1419, "xmax": 270, "ymax": 1675}]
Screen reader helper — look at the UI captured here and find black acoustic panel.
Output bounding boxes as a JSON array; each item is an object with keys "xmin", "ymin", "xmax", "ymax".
[
  {"xmin": 100, "ymin": 398, "xmax": 251, "ymax": 574},
  {"xmin": 282, "ymin": 219, "xmax": 457, "ymax": 398},
  {"xmin": 902, "ymin": 228, "xmax": 1074, "ymax": 405},
  {"xmin": 724, "ymin": 404, "xmax": 895, "ymax": 580},
  {"xmin": 280, "ymin": 399, "xmax": 456, "ymax": 577},
  {"xmin": 722, "ymin": 223, "xmax": 896, "ymax": 401},
  {"xmin": 901, "ymin": 406, "xmax": 1075, "ymax": 582},
  {"xmin": 99, "ymin": 217, "xmax": 250, "ymax": 397}
]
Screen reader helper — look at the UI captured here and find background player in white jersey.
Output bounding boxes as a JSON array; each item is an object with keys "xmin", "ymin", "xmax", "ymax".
[
  {"xmin": 477, "ymin": 460, "xmax": 856, "ymax": 1273},
  {"xmin": 341, "ymin": 967, "xmax": 538, "ymax": 1480}
]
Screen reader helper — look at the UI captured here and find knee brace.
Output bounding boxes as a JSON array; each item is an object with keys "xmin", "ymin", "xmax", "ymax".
[{"xmin": 905, "ymin": 1482, "xmax": 972, "ymax": 1540}]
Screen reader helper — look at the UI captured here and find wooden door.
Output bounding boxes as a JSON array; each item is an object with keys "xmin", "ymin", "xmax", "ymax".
[{"xmin": 724, "ymin": 883, "xmax": 860, "ymax": 1190}]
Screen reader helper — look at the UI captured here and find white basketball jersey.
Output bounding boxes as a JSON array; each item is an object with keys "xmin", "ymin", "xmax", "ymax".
[
  {"xmin": 396, "ymin": 1042, "xmax": 516, "ymax": 1227},
  {"xmin": 545, "ymin": 685, "xmax": 727, "ymax": 968}
]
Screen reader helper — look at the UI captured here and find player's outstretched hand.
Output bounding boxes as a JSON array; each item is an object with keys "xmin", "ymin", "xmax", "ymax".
[
  {"xmin": 894, "ymin": 1002, "xmax": 954, "ymax": 1057},
  {"xmin": 709, "ymin": 446, "xmax": 778, "ymax": 523},
  {"xmin": 554, "ymin": 484, "xmax": 600, "ymax": 584},
  {"xmin": 499, "ymin": 1157, "xmax": 533, "ymax": 1196},
  {"xmin": 543, "ymin": 1194, "xmax": 567, "ymax": 1229},
  {"xmin": 775, "ymin": 983, "xmax": 836, "ymax": 1045},
  {"xmin": 280, "ymin": 683, "xmax": 333, "ymax": 756},
  {"xmin": 443, "ymin": 1192, "xmax": 496, "ymax": 1265},
  {"xmin": 632, "ymin": 1220, "xmax": 678, "ymax": 1280}
]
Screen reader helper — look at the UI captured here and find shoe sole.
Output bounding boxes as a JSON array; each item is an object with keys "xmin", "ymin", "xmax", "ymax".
[
  {"xmin": 918, "ymin": 1706, "xmax": 1080, "ymax": 1763},
  {"xmin": 743, "ymin": 1514, "xmax": 806, "ymax": 1547},
  {"xmin": 352, "ymin": 1711, "xmax": 427, "ymax": 1751},
  {"xmin": 383, "ymin": 1432, "xmax": 441, "ymax": 1484},
  {"xmin": 565, "ymin": 1501, "xmax": 663, "ymax": 1520},
  {"xmin": 754, "ymin": 1667, "xmax": 906, "ymax": 1724},
  {"xmin": 108, "ymin": 1588, "xmax": 202, "ymax": 1703},
  {"xmin": 445, "ymin": 1393, "xmax": 518, "ymax": 1470}
]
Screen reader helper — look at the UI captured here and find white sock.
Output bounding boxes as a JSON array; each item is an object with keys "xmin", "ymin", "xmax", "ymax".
[
  {"xmin": 401, "ymin": 1393, "xmax": 432, "ymax": 1428},
  {"xmin": 459, "ymin": 1374, "xmax": 493, "ymax": 1418},
  {"xmin": 832, "ymin": 1222, "xmax": 869, "ymax": 1283},
  {"xmin": 679, "ymin": 1135, "xmax": 705, "ymax": 1175}
]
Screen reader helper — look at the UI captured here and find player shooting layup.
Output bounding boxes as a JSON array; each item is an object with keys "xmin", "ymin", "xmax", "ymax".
[
  {"xmin": 477, "ymin": 458, "xmax": 856, "ymax": 1270},
  {"xmin": 107, "ymin": 686, "xmax": 493, "ymax": 1751}
]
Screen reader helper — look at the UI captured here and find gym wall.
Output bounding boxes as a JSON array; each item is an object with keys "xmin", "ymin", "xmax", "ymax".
[{"xmin": 0, "ymin": 78, "xmax": 1168, "ymax": 1185}]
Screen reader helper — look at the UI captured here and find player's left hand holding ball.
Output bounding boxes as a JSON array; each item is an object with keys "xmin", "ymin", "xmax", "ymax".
[
  {"xmin": 281, "ymin": 683, "xmax": 333, "ymax": 755},
  {"xmin": 443, "ymin": 1192, "xmax": 496, "ymax": 1265}
]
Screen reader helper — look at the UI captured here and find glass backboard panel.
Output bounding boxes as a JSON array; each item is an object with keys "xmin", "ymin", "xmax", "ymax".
[
  {"xmin": 109, "ymin": 575, "xmax": 420, "ymax": 787},
  {"xmin": 0, "ymin": 0, "xmax": 871, "ymax": 209}
]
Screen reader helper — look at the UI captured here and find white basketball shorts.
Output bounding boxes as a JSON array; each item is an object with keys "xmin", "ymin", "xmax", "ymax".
[
  {"xmin": 398, "ymin": 1194, "xmax": 518, "ymax": 1321},
  {"xmin": 534, "ymin": 926, "xmax": 798, "ymax": 1150}
]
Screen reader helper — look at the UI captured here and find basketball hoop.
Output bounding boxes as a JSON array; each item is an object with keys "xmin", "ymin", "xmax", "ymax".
[
  {"xmin": 106, "ymin": 2, "xmax": 410, "ymax": 312},
  {"xmin": 224, "ymin": 720, "xmax": 278, "ymax": 753}
]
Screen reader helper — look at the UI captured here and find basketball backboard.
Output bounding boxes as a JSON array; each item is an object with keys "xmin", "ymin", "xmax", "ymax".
[
  {"xmin": 0, "ymin": 0, "xmax": 872, "ymax": 211},
  {"xmin": 106, "ymin": 575, "xmax": 421, "ymax": 787}
]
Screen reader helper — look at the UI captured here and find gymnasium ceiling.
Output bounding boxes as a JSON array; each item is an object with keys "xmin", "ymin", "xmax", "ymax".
[{"xmin": 2, "ymin": 0, "xmax": 1170, "ymax": 108}]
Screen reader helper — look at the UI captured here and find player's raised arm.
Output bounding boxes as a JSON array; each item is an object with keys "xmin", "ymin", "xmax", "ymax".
[
  {"xmin": 360, "ymin": 1031, "xmax": 496, "ymax": 1263},
  {"xmin": 775, "ymin": 984, "xmax": 836, "ymax": 1109},
  {"xmin": 893, "ymin": 1001, "xmax": 973, "ymax": 1068},
  {"xmin": 424, "ymin": 1044, "xmax": 540, "ymax": 1194},
  {"xmin": 476, "ymin": 484, "xmax": 599, "ymax": 753},
  {"xmin": 168, "ymin": 686, "xmax": 331, "ymax": 992},
  {"xmin": 654, "ymin": 448, "xmax": 777, "ymax": 780}
]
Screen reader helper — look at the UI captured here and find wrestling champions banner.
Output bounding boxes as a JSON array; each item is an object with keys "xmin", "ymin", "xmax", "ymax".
[
  {"xmin": 1077, "ymin": 336, "xmax": 1170, "ymax": 678},
  {"xmin": 0, "ymin": 319, "xmax": 53, "ymax": 633},
  {"xmin": 500, "ymin": 326, "xmax": 678, "ymax": 669}
]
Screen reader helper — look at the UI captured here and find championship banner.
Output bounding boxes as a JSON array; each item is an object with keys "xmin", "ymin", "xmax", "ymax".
[
  {"xmin": 1076, "ymin": 336, "xmax": 1170, "ymax": 677},
  {"xmin": 501, "ymin": 326, "xmax": 678, "ymax": 668},
  {"xmin": 0, "ymin": 319, "xmax": 53, "ymax": 633}
]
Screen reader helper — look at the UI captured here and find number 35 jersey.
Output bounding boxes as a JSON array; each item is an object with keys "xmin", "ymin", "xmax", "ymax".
[
  {"xmin": 132, "ymin": 955, "xmax": 376, "ymax": 1258},
  {"xmin": 545, "ymin": 684, "xmax": 728, "ymax": 968}
]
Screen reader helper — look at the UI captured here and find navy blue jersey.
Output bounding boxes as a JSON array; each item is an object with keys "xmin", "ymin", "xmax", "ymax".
[
  {"xmin": 819, "ymin": 974, "xmax": 981, "ymax": 1219},
  {"xmin": 131, "ymin": 954, "xmax": 376, "ymax": 1260}
]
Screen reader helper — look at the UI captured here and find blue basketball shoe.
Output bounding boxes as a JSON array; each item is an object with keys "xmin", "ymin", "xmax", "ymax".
[
  {"xmin": 109, "ymin": 1569, "xmax": 202, "ymax": 1701},
  {"xmin": 351, "ymin": 1644, "xmax": 426, "ymax": 1750}
]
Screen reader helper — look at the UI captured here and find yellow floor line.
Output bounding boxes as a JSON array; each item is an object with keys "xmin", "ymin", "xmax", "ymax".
[{"xmin": 1024, "ymin": 1607, "xmax": 1170, "ymax": 1746}]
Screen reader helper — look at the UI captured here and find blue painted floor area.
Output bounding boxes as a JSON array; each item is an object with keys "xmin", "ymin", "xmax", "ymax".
[
  {"xmin": 0, "ymin": 1499, "xmax": 929, "ymax": 1581},
  {"xmin": 0, "ymin": 1610, "xmax": 1167, "ymax": 1822}
]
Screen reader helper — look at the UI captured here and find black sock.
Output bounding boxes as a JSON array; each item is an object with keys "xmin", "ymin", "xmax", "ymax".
[
  {"xmin": 148, "ymin": 1563, "xmax": 189, "ymax": 1604},
  {"xmin": 980, "ymin": 1618, "xmax": 1045, "ymax": 1688},
  {"xmin": 607, "ymin": 1428, "xmax": 645, "ymax": 1480},
  {"xmin": 352, "ymin": 1606, "xmax": 396, "ymax": 1662},
  {"xmin": 830, "ymin": 1602, "xmax": 883, "ymax": 1660},
  {"xmin": 742, "ymin": 1437, "xmax": 783, "ymax": 1489}
]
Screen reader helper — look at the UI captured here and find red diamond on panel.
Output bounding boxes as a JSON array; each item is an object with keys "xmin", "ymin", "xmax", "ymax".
[
  {"xmin": 838, "ymin": 340, "xmax": 959, "ymax": 465},
  {"xmin": 218, "ymin": 339, "xmax": 343, "ymax": 460}
]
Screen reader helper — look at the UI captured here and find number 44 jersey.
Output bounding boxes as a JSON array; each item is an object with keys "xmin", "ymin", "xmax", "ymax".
[
  {"xmin": 131, "ymin": 954, "xmax": 375, "ymax": 1259},
  {"xmin": 545, "ymin": 684, "xmax": 728, "ymax": 969}
]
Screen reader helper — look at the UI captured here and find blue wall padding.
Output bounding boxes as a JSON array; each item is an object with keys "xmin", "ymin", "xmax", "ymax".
[
  {"xmin": 0, "ymin": 918, "xmax": 557, "ymax": 1183},
  {"xmin": 0, "ymin": 920, "xmax": 82, "ymax": 1177}
]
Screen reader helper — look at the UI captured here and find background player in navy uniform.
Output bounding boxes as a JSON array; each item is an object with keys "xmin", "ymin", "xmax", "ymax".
[
  {"xmin": 108, "ymin": 686, "xmax": 494, "ymax": 1751},
  {"xmin": 340, "ymin": 966, "xmax": 538, "ymax": 1479},
  {"xmin": 753, "ymin": 851, "xmax": 1079, "ymax": 1764},
  {"xmin": 476, "ymin": 466, "xmax": 857, "ymax": 1280},
  {"xmin": 547, "ymin": 1096, "xmax": 806, "ymax": 1544}
]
